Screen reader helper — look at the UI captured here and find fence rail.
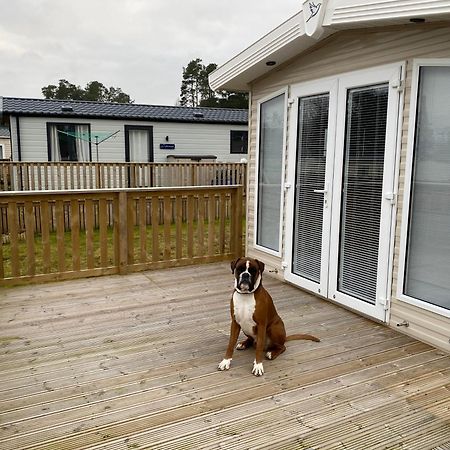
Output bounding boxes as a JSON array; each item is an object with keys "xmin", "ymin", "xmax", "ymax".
[
  {"xmin": 0, "ymin": 186, "xmax": 243, "ymax": 286},
  {"xmin": 0, "ymin": 162, "xmax": 246, "ymax": 191}
]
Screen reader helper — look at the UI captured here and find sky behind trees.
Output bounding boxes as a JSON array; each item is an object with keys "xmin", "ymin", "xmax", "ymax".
[{"xmin": 0, "ymin": 0, "xmax": 299, "ymax": 105}]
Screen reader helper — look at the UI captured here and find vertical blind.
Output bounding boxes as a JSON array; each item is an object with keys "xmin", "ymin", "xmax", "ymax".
[
  {"xmin": 338, "ymin": 84, "xmax": 389, "ymax": 303},
  {"xmin": 292, "ymin": 94, "xmax": 329, "ymax": 282},
  {"xmin": 404, "ymin": 66, "xmax": 450, "ymax": 310},
  {"xmin": 257, "ymin": 94, "xmax": 285, "ymax": 252}
]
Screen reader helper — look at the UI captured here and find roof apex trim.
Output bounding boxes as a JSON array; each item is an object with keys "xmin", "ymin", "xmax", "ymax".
[{"xmin": 209, "ymin": 0, "xmax": 450, "ymax": 91}]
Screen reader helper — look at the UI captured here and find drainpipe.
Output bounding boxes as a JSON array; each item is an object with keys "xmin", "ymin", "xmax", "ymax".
[{"xmin": 16, "ymin": 116, "xmax": 22, "ymax": 162}]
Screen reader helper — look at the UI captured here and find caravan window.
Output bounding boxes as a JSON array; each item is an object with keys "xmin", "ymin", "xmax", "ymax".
[
  {"xmin": 47, "ymin": 123, "xmax": 91, "ymax": 161},
  {"xmin": 230, "ymin": 130, "xmax": 248, "ymax": 154}
]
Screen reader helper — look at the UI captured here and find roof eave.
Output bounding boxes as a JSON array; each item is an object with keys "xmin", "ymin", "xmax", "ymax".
[
  {"xmin": 209, "ymin": 1, "xmax": 450, "ymax": 92},
  {"xmin": 209, "ymin": 12, "xmax": 312, "ymax": 92}
]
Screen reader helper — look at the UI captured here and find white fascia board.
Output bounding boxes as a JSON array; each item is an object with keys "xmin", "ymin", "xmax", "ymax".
[
  {"xmin": 209, "ymin": 0, "xmax": 450, "ymax": 92},
  {"xmin": 209, "ymin": 12, "xmax": 321, "ymax": 92}
]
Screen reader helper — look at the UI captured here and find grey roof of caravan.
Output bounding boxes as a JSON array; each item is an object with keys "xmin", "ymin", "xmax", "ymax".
[{"xmin": 1, "ymin": 97, "xmax": 248, "ymax": 124}]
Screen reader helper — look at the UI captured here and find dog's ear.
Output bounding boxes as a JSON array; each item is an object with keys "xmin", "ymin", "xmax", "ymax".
[
  {"xmin": 230, "ymin": 257, "xmax": 241, "ymax": 273},
  {"xmin": 256, "ymin": 259, "xmax": 265, "ymax": 274}
]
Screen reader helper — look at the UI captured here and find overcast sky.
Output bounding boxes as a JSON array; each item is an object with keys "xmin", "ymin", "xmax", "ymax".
[{"xmin": 0, "ymin": 0, "xmax": 300, "ymax": 105}]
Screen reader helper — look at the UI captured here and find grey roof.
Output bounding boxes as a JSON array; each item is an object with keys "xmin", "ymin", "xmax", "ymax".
[
  {"xmin": 0, "ymin": 126, "xmax": 10, "ymax": 138},
  {"xmin": 0, "ymin": 97, "xmax": 248, "ymax": 124}
]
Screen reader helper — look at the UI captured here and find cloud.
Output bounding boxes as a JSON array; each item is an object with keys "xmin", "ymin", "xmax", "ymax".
[{"xmin": 0, "ymin": 0, "xmax": 299, "ymax": 104}]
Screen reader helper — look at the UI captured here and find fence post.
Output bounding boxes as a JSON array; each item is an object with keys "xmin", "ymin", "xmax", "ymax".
[
  {"xmin": 190, "ymin": 164, "xmax": 196, "ymax": 186},
  {"xmin": 118, "ymin": 191, "xmax": 129, "ymax": 274},
  {"xmin": 97, "ymin": 164, "xmax": 102, "ymax": 189},
  {"xmin": 18, "ymin": 166, "xmax": 23, "ymax": 191},
  {"xmin": 232, "ymin": 185, "xmax": 244, "ymax": 257}
]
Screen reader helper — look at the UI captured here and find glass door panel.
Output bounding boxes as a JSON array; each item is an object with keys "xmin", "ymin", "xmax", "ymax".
[
  {"xmin": 125, "ymin": 125, "xmax": 154, "ymax": 163},
  {"xmin": 338, "ymin": 84, "xmax": 389, "ymax": 303},
  {"xmin": 292, "ymin": 94, "xmax": 329, "ymax": 283}
]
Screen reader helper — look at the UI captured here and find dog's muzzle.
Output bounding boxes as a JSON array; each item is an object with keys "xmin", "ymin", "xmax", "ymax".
[{"xmin": 237, "ymin": 272, "xmax": 252, "ymax": 292}]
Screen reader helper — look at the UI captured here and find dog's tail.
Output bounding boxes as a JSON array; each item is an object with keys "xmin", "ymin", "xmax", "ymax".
[{"xmin": 286, "ymin": 333, "xmax": 320, "ymax": 342}]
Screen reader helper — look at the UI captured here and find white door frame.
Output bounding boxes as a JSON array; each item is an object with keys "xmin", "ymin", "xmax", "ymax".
[
  {"xmin": 285, "ymin": 63, "xmax": 404, "ymax": 322},
  {"xmin": 285, "ymin": 77, "xmax": 338, "ymax": 296},
  {"xmin": 328, "ymin": 63, "xmax": 403, "ymax": 321}
]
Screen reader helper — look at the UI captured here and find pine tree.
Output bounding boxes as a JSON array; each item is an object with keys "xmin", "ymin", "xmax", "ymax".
[
  {"xmin": 179, "ymin": 59, "xmax": 248, "ymax": 109},
  {"xmin": 180, "ymin": 58, "xmax": 204, "ymax": 107}
]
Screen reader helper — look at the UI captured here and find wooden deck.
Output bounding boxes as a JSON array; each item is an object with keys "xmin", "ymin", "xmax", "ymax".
[{"xmin": 0, "ymin": 262, "xmax": 449, "ymax": 449}]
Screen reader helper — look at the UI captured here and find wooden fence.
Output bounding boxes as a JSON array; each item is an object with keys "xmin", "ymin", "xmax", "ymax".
[
  {"xmin": 0, "ymin": 162, "xmax": 246, "ymax": 191},
  {"xmin": 0, "ymin": 186, "xmax": 243, "ymax": 286}
]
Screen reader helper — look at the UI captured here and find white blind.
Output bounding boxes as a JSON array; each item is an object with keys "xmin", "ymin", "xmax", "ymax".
[
  {"xmin": 338, "ymin": 84, "xmax": 389, "ymax": 303},
  {"xmin": 292, "ymin": 94, "xmax": 329, "ymax": 282},
  {"xmin": 256, "ymin": 94, "xmax": 285, "ymax": 252},
  {"xmin": 404, "ymin": 66, "xmax": 450, "ymax": 310}
]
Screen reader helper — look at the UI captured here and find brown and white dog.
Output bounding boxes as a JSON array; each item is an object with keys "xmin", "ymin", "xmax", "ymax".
[{"xmin": 218, "ymin": 257, "xmax": 320, "ymax": 376}]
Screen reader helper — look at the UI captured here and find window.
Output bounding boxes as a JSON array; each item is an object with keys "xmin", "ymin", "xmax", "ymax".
[
  {"xmin": 403, "ymin": 64, "xmax": 450, "ymax": 311},
  {"xmin": 256, "ymin": 92, "xmax": 285, "ymax": 253},
  {"xmin": 230, "ymin": 130, "xmax": 248, "ymax": 154},
  {"xmin": 47, "ymin": 123, "xmax": 91, "ymax": 161},
  {"xmin": 0, "ymin": 144, "xmax": 4, "ymax": 159}
]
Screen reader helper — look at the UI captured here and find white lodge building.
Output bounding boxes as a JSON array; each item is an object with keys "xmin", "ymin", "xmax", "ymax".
[{"xmin": 210, "ymin": 0, "xmax": 450, "ymax": 352}]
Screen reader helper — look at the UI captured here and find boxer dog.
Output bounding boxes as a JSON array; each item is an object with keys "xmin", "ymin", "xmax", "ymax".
[{"xmin": 218, "ymin": 257, "xmax": 320, "ymax": 376}]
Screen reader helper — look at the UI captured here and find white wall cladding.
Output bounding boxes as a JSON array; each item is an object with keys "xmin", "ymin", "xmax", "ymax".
[
  {"xmin": 152, "ymin": 122, "xmax": 247, "ymax": 163},
  {"xmin": 246, "ymin": 23, "xmax": 450, "ymax": 351},
  {"xmin": 12, "ymin": 116, "xmax": 247, "ymax": 163}
]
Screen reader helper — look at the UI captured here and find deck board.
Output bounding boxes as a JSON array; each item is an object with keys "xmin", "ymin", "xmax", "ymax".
[{"xmin": 0, "ymin": 262, "xmax": 449, "ymax": 449}]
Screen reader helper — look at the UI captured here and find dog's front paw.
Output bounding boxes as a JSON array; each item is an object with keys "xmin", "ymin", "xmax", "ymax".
[
  {"xmin": 252, "ymin": 360, "xmax": 264, "ymax": 376},
  {"xmin": 218, "ymin": 358, "xmax": 232, "ymax": 371}
]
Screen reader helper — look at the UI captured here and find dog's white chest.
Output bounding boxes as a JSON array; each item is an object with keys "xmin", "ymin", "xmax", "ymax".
[{"xmin": 233, "ymin": 291, "xmax": 256, "ymax": 338}]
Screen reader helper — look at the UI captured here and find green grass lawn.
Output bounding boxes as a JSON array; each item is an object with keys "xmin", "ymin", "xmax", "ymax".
[{"xmin": 1, "ymin": 218, "xmax": 244, "ymax": 279}]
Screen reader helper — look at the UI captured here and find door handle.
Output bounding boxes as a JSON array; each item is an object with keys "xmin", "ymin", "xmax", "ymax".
[
  {"xmin": 313, "ymin": 183, "xmax": 329, "ymax": 207},
  {"xmin": 313, "ymin": 182, "xmax": 328, "ymax": 195},
  {"xmin": 384, "ymin": 192, "xmax": 397, "ymax": 205}
]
